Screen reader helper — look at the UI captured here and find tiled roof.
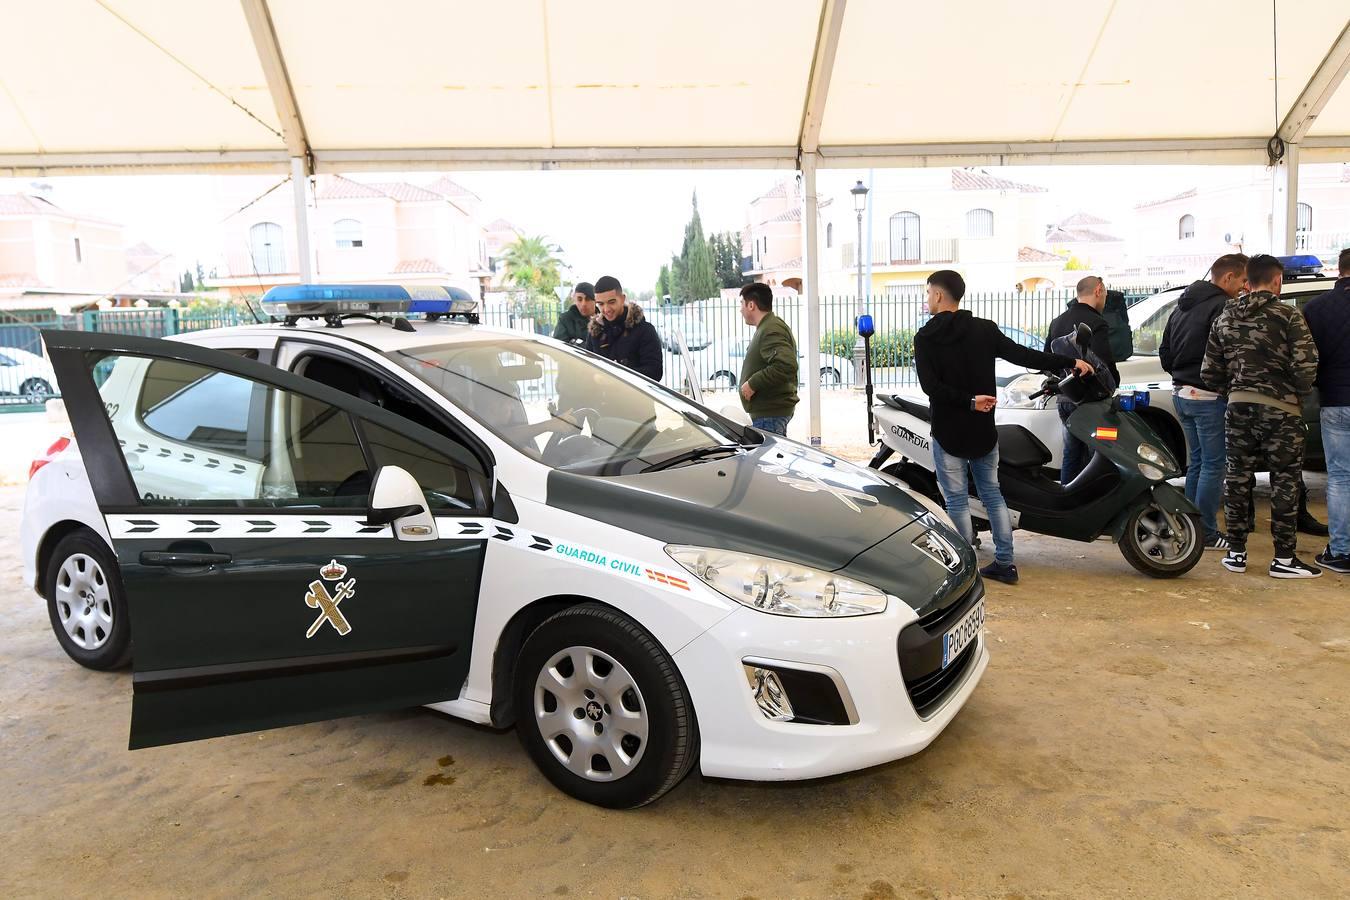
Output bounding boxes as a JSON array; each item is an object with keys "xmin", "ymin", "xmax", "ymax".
[
  {"xmin": 125, "ymin": 241, "xmax": 161, "ymax": 256},
  {"xmin": 0, "ymin": 272, "xmax": 42, "ymax": 287},
  {"xmin": 318, "ymin": 176, "xmax": 444, "ymax": 203},
  {"xmin": 1046, "ymin": 226, "xmax": 1121, "ymax": 243},
  {"xmin": 1134, "ymin": 187, "xmax": 1197, "ymax": 209},
  {"xmin": 486, "ymin": 217, "xmax": 520, "ymax": 233},
  {"xmin": 761, "ymin": 207, "xmax": 802, "ymax": 224},
  {"xmin": 0, "ymin": 194, "xmax": 58, "ymax": 215},
  {"xmin": 426, "ymin": 176, "xmax": 480, "ymax": 200},
  {"xmin": 394, "ymin": 258, "xmax": 445, "ymax": 274},
  {"xmin": 755, "ymin": 180, "xmax": 791, "ymax": 201},
  {"xmin": 952, "ymin": 168, "xmax": 1048, "ymax": 193},
  {"xmin": 370, "ymin": 182, "xmax": 444, "ymax": 203},
  {"xmin": 1059, "ymin": 211, "xmax": 1109, "ymax": 226},
  {"xmin": 1018, "ymin": 246, "xmax": 1063, "ymax": 263}
]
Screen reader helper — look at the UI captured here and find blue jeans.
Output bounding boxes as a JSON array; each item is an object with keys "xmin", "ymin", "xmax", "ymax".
[
  {"xmin": 1174, "ymin": 394, "xmax": 1227, "ymax": 539},
  {"xmin": 1058, "ymin": 400, "xmax": 1089, "ymax": 485},
  {"xmin": 1323, "ymin": 406, "xmax": 1350, "ymax": 556},
  {"xmin": 752, "ymin": 415, "xmax": 792, "ymax": 436},
  {"xmin": 932, "ymin": 441, "xmax": 1015, "ymax": 566}
]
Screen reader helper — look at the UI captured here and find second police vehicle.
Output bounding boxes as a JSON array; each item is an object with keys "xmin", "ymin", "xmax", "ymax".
[{"xmin": 22, "ymin": 285, "xmax": 987, "ymax": 808}]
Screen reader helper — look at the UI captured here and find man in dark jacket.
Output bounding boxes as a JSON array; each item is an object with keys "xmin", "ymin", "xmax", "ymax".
[
  {"xmin": 585, "ymin": 275, "xmax": 663, "ymax": 381},
  {"xmin": 916, "ymin": 270, "xmax": 1092, "ymax": 585},
  {"xmin": 1045, "ymin": 275, "xmax": 1118, "ymax": 483},
  {"xmin": 1303, "ymin": 247, "xmax": 1350, "ymax": 573},
  {"xmin": 1158, "ymin": 253, "xmax": 1247, "ymax": 549},
  {"xmin": 552, "ymin": 282, "xmax": 595, "ymax": 344},
  {"xmin": 737, "ymin": 283, "xmax": 799, "ymax": 435},
  {"xmin": 1202, "ymin": 254, "xmax": 1320, "ymax": 578}
]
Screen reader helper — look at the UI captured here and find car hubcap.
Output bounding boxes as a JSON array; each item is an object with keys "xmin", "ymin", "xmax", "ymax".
[
  {"xmin": 1134, "ymin": 507, "xmax": 1195, "ymax": 564},
  {"xmin": 54, "ymin": 553, "xmax": 112, "ymax": 651},
  {"xmin": 533, "ymin": 645, "xmax": 648, "ymax": 782}
]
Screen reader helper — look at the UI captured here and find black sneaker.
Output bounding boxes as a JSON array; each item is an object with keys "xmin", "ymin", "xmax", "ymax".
[
  {"xmin": 1298, "ymin": 512, "xmax": 1329, "ymax": 537},
  {"xmin": 1314, "ymin": 547, "xmax": 1350, "ymax": 574},
  {"xmin": 1269, "ymin": 556, "xmax": 1322, "ymax": 579},
  {"xmin": 1203, "ymin": 533, "xmax": 1230, "ymax": 551},
  {"xmin": 1222, "ymin": 550, "xmax": 1247, "ymax": 574},
  {"xmin": 979, "ymin": 561, "xmax": 1019, "ymax": 585}
]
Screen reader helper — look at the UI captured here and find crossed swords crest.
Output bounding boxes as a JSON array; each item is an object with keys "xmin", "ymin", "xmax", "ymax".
[
  {"xmin": 305, "ymin": 559, "xmax": 356, "ymax": 638},
  {"xmin": 757, "ymin": 464, "xmax": 878, "ymax": 513}
]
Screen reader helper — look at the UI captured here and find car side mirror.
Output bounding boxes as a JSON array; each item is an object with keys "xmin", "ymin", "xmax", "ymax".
[{"xmin": 365, "ymin": 465, "xmax": 437, "ymax": 542}]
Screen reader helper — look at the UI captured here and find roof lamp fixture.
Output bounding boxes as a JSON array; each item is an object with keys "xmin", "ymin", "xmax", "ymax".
[
  {"xmin": 851, "ymin": 179, "xmax": 869, "ymax": 212},
  {"xmin": 260, "ymin": 283, "xmax": 479, "ymax": 327}
]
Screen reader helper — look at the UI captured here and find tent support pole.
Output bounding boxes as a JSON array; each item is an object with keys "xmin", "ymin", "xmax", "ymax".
[
  {"xmin": 291, "ymin": 156, "xmax": 313, "ymax": 282},
  {"xmin": 802, "ymin": 151, "xmax": 822, "ymax": 447},
  {"xmin": 1271, "ymin": 142, "xmax": 1300, "ymax": 256}
]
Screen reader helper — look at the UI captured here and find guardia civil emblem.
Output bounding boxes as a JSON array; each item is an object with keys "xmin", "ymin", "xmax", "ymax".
[{"xmin": 305, "ymin": 559, "xmax": 356, "ymax": 638}]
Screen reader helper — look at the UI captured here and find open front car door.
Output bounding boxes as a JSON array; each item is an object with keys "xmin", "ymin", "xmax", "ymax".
[{"xmin": 42, "ymin": 330, "xmax": 493, "ymax": 749}]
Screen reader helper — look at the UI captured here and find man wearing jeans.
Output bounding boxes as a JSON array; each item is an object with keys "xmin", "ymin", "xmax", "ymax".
[
  {"xmin": 1159, "ymin": 253, "xmax": 1247, "ymax": 550},
  {"xmin": 737, "ymin": 282, "xmax": 799, "ymax": 435},
  {"xmin": 1304, "ymin": 247, "xmax": 1350, "ymax": 573},
  {"xmin": 915, "ymin": 270, "xmax": 1092, "ymax": 584}
]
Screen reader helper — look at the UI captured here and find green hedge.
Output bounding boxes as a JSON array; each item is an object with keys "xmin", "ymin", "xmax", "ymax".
[{"xmin": 821, "ymin": 327, "xmax": 915, "ymax": 367}]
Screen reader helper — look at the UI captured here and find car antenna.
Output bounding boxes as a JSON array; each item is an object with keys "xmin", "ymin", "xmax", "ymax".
[{"xmin": 242, "ymin": 296, "xmax": 266, "ymax": 324}]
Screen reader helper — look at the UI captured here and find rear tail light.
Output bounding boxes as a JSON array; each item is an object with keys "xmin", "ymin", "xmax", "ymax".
[{"xmin": 29, "ymin": 436, "xmax": 71, "ymax": 480}]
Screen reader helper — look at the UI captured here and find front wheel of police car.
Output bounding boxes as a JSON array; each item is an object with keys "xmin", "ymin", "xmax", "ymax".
[
  {"xmin": 44, "ymin": 529, "xmax": 131, "ymax": 670},
  {"xmin": 513, "ymin": 604, "xmax": 699, "ymax": 809}
]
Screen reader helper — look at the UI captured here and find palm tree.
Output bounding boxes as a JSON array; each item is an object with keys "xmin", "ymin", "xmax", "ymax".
[{"xmin": 502, "ymin": 234, "xmax": 565, "ymax": 303}]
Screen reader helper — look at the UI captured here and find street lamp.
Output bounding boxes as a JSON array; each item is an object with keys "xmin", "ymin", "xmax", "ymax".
[{"xmin": 850, "ymin": 179, "xmax": 870, "ymax": 386}]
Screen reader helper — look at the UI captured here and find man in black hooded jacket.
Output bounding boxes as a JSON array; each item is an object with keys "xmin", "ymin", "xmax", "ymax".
[
  {"xmin": 1158, "ymin": 253, "xmax": 1247, "ymax": 549},
  {"xmin": 915, "ymin": 270, "xmax": 1092, "ymax": 585},
  {"xmin": 584, "ymin": 275, "xmax": 663, "ymax": 381}
]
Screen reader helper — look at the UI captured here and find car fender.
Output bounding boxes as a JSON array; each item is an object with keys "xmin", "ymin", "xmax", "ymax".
[{"xmin": 21, "ymin": 447, "xmax": 110, "ymax": 594}]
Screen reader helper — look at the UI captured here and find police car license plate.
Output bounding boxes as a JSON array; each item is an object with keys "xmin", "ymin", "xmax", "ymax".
[{"xmin": 942, "ymin": 599, "xmax": 984, "ymax": 669}]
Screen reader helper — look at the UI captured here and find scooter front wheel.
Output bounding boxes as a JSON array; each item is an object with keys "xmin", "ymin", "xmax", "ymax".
[{"xmin": 1119, "ymin": 505, "xmax": 1204, "ymax": 578}]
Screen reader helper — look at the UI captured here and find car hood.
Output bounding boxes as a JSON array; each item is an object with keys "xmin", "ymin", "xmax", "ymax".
[{"xmin": 545, "ymin": 437, "xmax": 930, "ymax": 575}]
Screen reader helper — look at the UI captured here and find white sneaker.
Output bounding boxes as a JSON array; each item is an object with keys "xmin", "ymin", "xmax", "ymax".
[{"xmin": 1269, "ymin": 556, "xmax": 1322, "ymax": 579}]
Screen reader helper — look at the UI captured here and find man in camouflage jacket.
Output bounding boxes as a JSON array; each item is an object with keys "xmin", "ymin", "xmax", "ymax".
[{"xmin": 1201, "ymin": 254, "xmax": 1321, "ymax": 578}]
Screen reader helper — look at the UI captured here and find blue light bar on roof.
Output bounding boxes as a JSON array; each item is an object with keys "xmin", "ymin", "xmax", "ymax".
[
  {"xmin": 1276, "ymin": 255, "xmax": 1325, "ymax": 275},
  {"xmin": 260, "ymin": 284, "xmax": 478, "ymax": 320}
]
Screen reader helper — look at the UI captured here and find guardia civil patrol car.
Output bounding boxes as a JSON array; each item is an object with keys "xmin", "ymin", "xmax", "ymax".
[{"xmin": 22, "ymin": 285, "xmax": 987, "ymax": 808}]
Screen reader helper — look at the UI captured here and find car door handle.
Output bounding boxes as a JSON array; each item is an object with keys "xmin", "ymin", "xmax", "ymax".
[{"xmin": 139, "ymin": 550, "xmax": 232, "ymax": 567}]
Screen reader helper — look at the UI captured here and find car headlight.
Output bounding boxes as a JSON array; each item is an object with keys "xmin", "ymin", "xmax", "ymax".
[
  {"xmin": 665, "ymin": 546, "xmax": 888, "ymax": 617},
  {"xmin": 1137, "ymin": 442, "xmax": 1168, "ymax": 467},
  {"xmin": 1138, "ymin": 463, "xmax": 1165, "ymax": 481}
]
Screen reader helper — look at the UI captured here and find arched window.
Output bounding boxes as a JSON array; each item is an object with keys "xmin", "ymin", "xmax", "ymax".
[
  {"xmin": 965, "ymin": 208, "xmax": 994, "ymax": 238},
  {"xmin": 1178, "ymin": 214, "xmax": 1196, "ymax": 240},
  {"xmin": 889, "ymin": 211, "xmax": 920, "ymax": 264},
  {"xmin": 335, "ymin": 218, "xmax": 363, "ymax": 249},
  {"xmin": 1295, "ymin": 203, "xmax": 1313, "ymax": 250},
  {"xmin": 826, "ymin": 222, "xmax": 833, "ymax": 248},
  {"xmin": 248, "ymin": 222, "xmax": 285, "ymax": 274}
]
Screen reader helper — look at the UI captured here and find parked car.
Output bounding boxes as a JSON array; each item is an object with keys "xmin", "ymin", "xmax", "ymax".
[
  {"xmin": 701, "ymin": 338, "xmax": 856, "ymax": 389},
  {"xmin": 22, "ymin": 284, "xmax": 987, "ymax": 808},
  {"xmin": 993, "ymin": 325, "xmax": 1045, "ymax": 386},
  {"xmin": 0, "ymin": 347, "xmax": 57, "ymax": 402}
]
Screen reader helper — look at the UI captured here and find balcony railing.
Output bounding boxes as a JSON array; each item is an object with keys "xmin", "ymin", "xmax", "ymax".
[{"xmin": 841, "ymin": 237, "xmax": 960, "ymax": 268}]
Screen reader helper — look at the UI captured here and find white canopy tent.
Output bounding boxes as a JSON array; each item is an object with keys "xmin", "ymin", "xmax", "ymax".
[{"xmin": 2, "ymin": 0, "xmax": 1348, "ymax": 442}]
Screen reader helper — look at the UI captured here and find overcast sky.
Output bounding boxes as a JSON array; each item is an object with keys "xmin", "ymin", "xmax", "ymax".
[{"xmin": 0, "ymin": 164, "xmax": 1311, "ymax": 293}]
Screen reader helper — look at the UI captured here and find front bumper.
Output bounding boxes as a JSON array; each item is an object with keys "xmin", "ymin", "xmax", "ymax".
[{"xmin": 675, "ymin": 579, "xmax": 988, "ymax": 781}]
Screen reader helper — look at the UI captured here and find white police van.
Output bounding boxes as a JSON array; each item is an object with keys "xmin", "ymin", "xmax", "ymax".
[{"xmin": 22, "ymin": 285, "xmax": 987, "ymax": 808}]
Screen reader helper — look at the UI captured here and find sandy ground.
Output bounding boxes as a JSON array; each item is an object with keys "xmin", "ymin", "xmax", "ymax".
[{"xmin": 2, "ymin": 443, "xmax": 1349, "ymax": 897}]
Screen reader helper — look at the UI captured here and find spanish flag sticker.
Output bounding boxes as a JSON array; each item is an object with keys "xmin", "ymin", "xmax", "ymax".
[{"xmin": 1093, "ymin": 427, "xmax": 1119, "ymax": 441}]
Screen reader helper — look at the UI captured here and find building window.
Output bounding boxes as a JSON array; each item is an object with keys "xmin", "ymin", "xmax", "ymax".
[
  {"xmin": 965, "ymin": 208, "xmax": 994, "ymax": 238},
  {"xmin": 1295, "ymin": 202, "xmax": 1313, "ymax": 250},
  {"xmin": 73, "ymin": 237, "xmax": 82, "ymax": 263},
  {"xmin": 1178, "ymin": 214, "xmax": 1195, "ymax": 240},
  {"xmin": 335, "ymin": 218, "xmax": 363, "ymax": 249},
  {"xmin": 249, "ymin": 222, "xmax": 286, "ymax": 275},
  {"xmin": 826, "ymin": 223, "xmax": 833, "ymax": 248},
  {"xmin": 889, "ymin": 212, "xmax": 920, "ymax": 264}
]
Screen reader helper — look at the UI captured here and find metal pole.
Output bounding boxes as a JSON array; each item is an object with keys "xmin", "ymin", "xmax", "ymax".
[
  {"xmin": 1271, "ymin": 142, "xmax": 1300, "ymax": 255},
  {"xmin": 853, "ymin": 209, "xmax": 866, "ymax": 386},
  {"xmin": 291, "ymin": 156, "xmax": 314, "ymax": 281},
  {"xmin": 802, "ymin": 152, "xmax": 823, "ymax": 447}
]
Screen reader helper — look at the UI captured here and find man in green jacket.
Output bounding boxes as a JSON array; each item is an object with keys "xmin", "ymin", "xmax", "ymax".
[
  {"xmin": 552, "ymin": 282, "xmax": 595, "ymax": 345},
  {"xmin": 737, "ymin": 283, "xmax": 799, "ymax": 435}
]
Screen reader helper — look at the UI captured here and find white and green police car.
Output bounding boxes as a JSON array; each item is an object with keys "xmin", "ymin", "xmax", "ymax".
[{"xmin": 21, "ymin": 285, "xmax": 987, "ymax": 808}]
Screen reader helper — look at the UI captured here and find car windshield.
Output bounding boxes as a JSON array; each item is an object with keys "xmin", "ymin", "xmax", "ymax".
[
  {"xmin": 1128, "ymin": 282, "xmax": 1329, "ymax": 357},
  {"xmin": 389, "ymin": 338, "xmax": 749, "ymax": 475}
]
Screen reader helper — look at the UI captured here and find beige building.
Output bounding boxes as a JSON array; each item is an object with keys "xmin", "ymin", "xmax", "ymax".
[
  {"xmin": 207, "ymin": 175, "xmax": 492, "ymax": 297},
  {"xmin": 0, "ymin": 191, "xmax": 127, "ymax": 297},
  {"xmin": 741, "ymin": 169, "xmax": 1069, "ymax": 298}
]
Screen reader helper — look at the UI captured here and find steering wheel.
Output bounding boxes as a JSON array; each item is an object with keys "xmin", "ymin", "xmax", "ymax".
[{"xmin": 539, "ymin": 407, "xmax": 601, "ymax": 458}]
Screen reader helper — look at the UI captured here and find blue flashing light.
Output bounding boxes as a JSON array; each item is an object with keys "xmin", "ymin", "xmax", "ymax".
[
  {"xmin": 1275, "ymin": 254, "xmax": 1325, "ymax": 275},
  {"xmin": 260, "ymin": 284, "xmax": 479, "ymax": 321},
  {"xmin": 1134, "ymin": 390, "xmax": 1150, "ymax": 408},
  {"xmin": 263, "ymin": 284, "xmax": 415, "ymax": 303},
  {"xmin": 857, "ymin": 314, "xmax": 875, "ymax": 338}
]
